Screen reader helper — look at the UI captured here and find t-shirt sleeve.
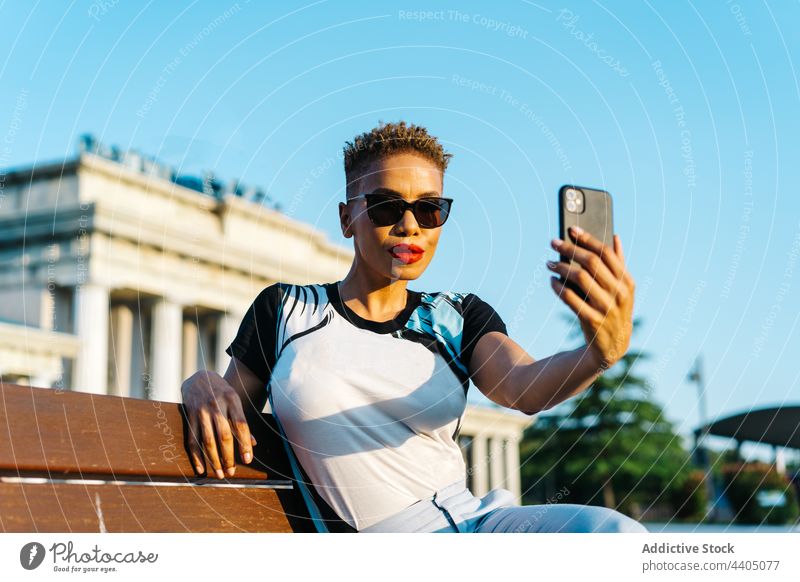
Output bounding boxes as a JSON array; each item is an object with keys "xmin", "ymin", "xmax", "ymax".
[
  {"xmin": 460, "ymin": 293, "xmax": 508, "ymax": 371},
  {"xmin": 224, "ymin": 282, "xmax": 284, "ymax": 384}
]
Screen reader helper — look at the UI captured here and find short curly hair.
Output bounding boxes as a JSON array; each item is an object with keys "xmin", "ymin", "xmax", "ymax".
[{"xmin": 343, "ymin": 120, "xmax": 453, "ymax": 199}]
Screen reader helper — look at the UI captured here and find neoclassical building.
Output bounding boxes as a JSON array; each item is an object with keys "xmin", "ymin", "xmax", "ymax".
[{"xmin": 0, "ymin": 135, "xmax": 533, "ymax": 502}]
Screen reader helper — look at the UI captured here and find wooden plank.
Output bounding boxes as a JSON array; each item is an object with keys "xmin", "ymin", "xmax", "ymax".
[
  {"xmin": 0, "ymin": 481, "xmax": 301, "ymax": 532},
  {"xmin": 0, "ymin": 383, "xmax": 318, "ymax": 532},
  {"xmin": 0, "ymin": 383, "xmax": 292, "ymax": 481}
]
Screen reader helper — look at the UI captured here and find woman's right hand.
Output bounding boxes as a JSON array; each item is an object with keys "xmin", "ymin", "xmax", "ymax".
[{"xmin": 181, "ymin": 370, "xmax": 257, "ymax": 479}]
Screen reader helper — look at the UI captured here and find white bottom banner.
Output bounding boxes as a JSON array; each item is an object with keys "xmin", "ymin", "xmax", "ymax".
[{"xmin": 1, "ymin": 533, "xmax": 798, "ymax": 581}]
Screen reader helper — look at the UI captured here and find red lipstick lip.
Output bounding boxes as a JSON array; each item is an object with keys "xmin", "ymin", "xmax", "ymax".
[
  {"xmin": 391, "ymin": 243, "xmax": 424, "ymax": 253},
  {"xmin": 389, "ymin": 244, "xmax": 424, "ymax": 264}
]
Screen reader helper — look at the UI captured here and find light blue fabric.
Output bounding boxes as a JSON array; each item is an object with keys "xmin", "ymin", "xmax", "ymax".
[
  {"xmin": 404, "ymin": 291, "xmax": 469, "ymax": 375},
  {"xmin": 358, "ymin": 477, "xmax": 649, "ymax": 533}
]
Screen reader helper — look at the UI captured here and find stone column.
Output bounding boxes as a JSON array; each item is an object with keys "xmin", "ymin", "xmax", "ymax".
[
  {"xmin": 198, "ymin": 316, "xmax": 215, "ymax": 371},
  {"xmin": 489, "ymin": 436, "xmax": 505, "ymax": 490},
  {"xmin": 215, "ymin": 312, "xmax": 240, "ymax": 375},
  {"xmin": 471, "ymin": 433, "xmax": 489, "ymax": 497},
  {"xmin": 109, "ymin": 303, "xmax": 133, "ymax": 397},
  {"xmin": 775, "ymin": 446, "xmax": 786, "ymax": 475},
  {"xmin": 182, "ymin": 317, "xmax": 199, "ymax": 380},
  {"xmin": 73, "ymin": 283, "xmax": 110, "ymax": 394},
  {"xmin": 150, "ymin": 297, "xmax": 183, "ymax": 402},
  {"xmin": 130, "ymin": 307, "xmax": 148, "ymax": 399},
  {"xmin": 31, "ymin": 369, "xmax": 61, "ymax": 389},
  {"xmin": 504, "ymin": 437, "xmax": 523, "ymax": 503}
]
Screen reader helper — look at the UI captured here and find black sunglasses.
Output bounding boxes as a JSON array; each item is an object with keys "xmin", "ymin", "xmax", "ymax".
[{"xmin": 347, "ymin": 192, "xmax": 454, "ymax": 228}]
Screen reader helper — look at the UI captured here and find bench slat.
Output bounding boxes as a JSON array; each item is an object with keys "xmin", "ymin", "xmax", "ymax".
[
  {"xmin": 0, "ymin": 384, "xmax": 291, "ymax": 481},
  {"xmin": 0, "ymin": 482, "xmax": 296, "ymax": 532},
  {"xmin": 0, "ymin": 383, "xmax": 318, "ymax": 532}
]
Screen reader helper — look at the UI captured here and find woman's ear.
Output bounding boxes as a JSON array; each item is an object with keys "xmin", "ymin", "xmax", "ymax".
[{"xmin": 339, "ymin": 202, "xmax": 353, "ymax": 238}]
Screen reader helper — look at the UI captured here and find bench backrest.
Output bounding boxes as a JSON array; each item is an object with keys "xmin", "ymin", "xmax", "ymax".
[{"xmin": 0, "ymin": 383, "xmax": 315, "ymax": 532}]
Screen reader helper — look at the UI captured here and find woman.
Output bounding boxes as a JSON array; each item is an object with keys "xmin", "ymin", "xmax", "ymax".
[{"xmin": 181, "ymin": 120, "xmax": 647, "ymax": 533}]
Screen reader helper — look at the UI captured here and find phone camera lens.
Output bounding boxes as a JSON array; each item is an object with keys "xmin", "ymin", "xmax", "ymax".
[
  {"xmin": 566, "ymin": 200, "xmax": 577, "ymax": 212},
  {"xmin": 565, "ymin": 188, "xmax": 579, "ymax": 201}
]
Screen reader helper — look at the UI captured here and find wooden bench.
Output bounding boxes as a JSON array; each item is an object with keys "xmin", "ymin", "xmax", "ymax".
[{"xmin": 0, "ymin": 382, "xmax": 315, "ymax": 532}]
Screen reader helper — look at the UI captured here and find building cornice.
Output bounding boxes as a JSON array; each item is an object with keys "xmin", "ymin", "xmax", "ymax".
[
  {"xmin": 1, "ymin": 156, "xmax": 81, "ymax": 185},
  {"xmin": 0, "ymin": 320, "xmax": 80, "ymax": 357},
  {"xmin": 463, "ymin": 404, "xmax": 536, "ymax": 437}
]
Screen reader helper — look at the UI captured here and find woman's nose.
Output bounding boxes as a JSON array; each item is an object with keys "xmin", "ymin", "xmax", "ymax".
[{"xmin": 395, "ymin": 209, "xmax": 421, "ymax": 235}]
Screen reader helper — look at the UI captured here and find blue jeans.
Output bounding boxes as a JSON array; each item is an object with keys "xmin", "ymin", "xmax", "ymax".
[{"xmin": 358, "ymin": 477, "xmax": 648, "ymax": 533}]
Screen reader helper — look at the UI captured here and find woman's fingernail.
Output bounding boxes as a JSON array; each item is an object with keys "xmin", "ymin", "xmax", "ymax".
[
  {"xmin": 551, "ymin": 238, "xmax": 562, "ymax": 247},
  {"xmin": 546, "ymin": 261, "xmax": 556, "ymax": 268},
  {"xmin": 571, "ymin": 225, "xmax": 583, "ymax": 235},
  {"xmin": 244, "ymin": 452, "xmax": 252, "ymax": 463},
  {"xmin": 216, "ymin": 469, "xmax": 224, "ymax": 479},
  {"xmin": 195, "ymin": 464, "xmax": 204, "ymax": 474},
  {"xmin": 227, "ymin": 467, "xmax": 235, "ymax": 477}
]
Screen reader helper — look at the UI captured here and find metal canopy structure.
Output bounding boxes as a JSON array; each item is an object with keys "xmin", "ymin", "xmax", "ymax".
[{"xmin": 696, "ymin": 405, "xmax": 800, "ymax": 449}]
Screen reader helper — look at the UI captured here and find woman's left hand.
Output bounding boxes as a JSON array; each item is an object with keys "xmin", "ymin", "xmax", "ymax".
[{"xmin": 546, "ymin": 226, "xmax": 635, "ymax": 370}]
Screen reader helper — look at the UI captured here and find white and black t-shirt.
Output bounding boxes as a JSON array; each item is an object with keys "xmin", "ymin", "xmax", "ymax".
[{"xmin": 225, "ymin": 281, "xmax": 508, "ymax": 532}]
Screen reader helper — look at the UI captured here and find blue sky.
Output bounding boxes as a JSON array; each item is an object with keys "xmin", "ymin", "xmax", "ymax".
[{"xmin": 1, "ymin": 1, "xmax": 798, "ymax": 461}]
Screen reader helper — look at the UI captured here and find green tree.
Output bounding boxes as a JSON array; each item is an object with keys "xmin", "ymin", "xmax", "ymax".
[
  {"xmin": 722, "ymin": 462, "xmax": 800, "ymax": 525},
  {"xmin": 519, "ymin": 315, "xmax": 697, "ymax": 518}
]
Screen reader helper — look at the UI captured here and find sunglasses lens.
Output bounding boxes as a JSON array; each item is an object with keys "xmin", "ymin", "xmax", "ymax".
[
  {"xmin": 367, "ymin": 197, "xmax": 405, "ymax": 226},
  {"xmin": 365, "ymin": 195, "xmax": 452, "ymax": 228},
  {"xmin": 416, "ymin": 198, "xmax": 450, "ymax": 228}
]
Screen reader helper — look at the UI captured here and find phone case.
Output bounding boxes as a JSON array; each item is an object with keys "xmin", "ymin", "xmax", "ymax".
[{"xmin": 557, "ymin": 185, "xmax": 614, "ymax": 302}]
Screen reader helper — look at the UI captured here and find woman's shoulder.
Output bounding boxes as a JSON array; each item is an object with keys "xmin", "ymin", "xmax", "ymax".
[
  {"xmin": 263, "ymin": 280, "xmax": 329, "ymax": 293},
  {"xmin": 420, "ymin": 288, "xmax": 477, "ymax": 305},
  {"xmin": 423, "ymin": 290, "xmax": 505, "ymax": 323},
  {"xmin": 249, "ymin": 281, "xmax": 311, "ymax": 312},
  {"xmin": 258, "ymin": 281, "xmax": 340, "ymax": 308},
  {"xmin": 277, "ymin": 281, "xmax": 341, "ymax": 309}
]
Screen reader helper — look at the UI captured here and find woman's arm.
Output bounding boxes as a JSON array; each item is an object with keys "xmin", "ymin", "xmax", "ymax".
[
  {"xmin": 470, "ymin": 229, "xmax": 634, "ymax": 414},
  {"xmin": 470, "ymin": 332, "xmax": 605, "ymax": 414},
  {"xmin": 181, "ymin": 357, "xmax": 264, "ymax": 479}
]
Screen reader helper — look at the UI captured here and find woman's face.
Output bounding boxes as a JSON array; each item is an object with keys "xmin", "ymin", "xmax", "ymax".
[{"xmin": 339, "ymin": 152, "xmax": 445, "ymax": 284}]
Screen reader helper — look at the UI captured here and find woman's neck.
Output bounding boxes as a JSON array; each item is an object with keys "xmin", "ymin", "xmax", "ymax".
[{"xmin": 337, "ymin": 275, "xmax": 410, "ymax": 322}]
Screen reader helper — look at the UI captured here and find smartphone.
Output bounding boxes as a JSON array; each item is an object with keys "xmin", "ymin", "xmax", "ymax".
[{"xmin": 557, "ymin": 185, "xmax": 614, "ymax": 302}]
